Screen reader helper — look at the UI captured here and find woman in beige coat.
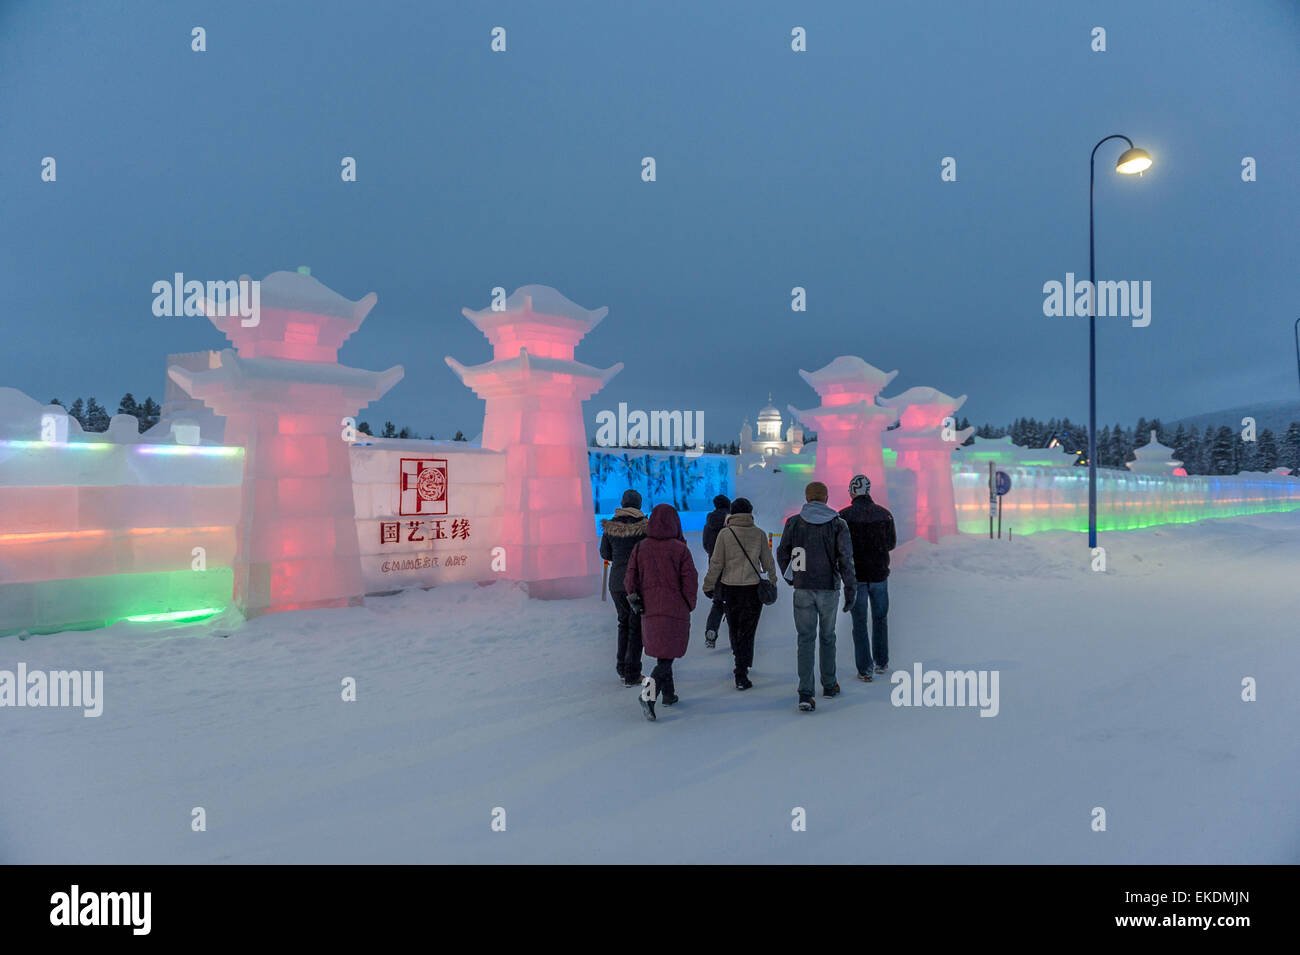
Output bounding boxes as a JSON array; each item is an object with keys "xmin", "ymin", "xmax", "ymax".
[{"xmin": 701, "ymin": 498, "xmax": 776, "ymax": 689}]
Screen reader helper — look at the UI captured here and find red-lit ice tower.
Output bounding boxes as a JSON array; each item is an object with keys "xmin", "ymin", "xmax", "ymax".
[
  {"xmin": 446, "ymin": 286, "xmax": 622, "ymax": 599},
  {"xmin": 789, "ymin": 356, "xmax": 899, "ymax": 511},
  {"xmin": 168, "ymin": 269, "xmax": 403, "ymax": 617},
  {"xmin": 879, "ymin": 387, "xmax": 972, "ymax": 542}
]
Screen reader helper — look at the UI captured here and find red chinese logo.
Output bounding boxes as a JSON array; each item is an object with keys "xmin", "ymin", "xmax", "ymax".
[{"xmin": 400, "ymin": 457, "xmax": 449, "ymax": 516}]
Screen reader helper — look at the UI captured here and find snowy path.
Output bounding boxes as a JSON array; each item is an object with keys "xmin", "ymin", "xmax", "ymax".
[{"xmin": 3, "ymin": 512, "xmax": 1298, "ymax": 863}]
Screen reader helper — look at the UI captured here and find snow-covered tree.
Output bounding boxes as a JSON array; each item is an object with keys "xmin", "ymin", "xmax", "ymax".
[
  {"xmin": 140, "ymin": 397, "xmax": 161, "ymax": 431},
  {"xmin": 1208, "ymin": 426, "xmax": 1236, "ymax": 474},
  {"xmin": 83, "ymin": 397, "xmax": 111, "ymax": 432},
  {"xmin": 1281, "ymin": 422, "xmax": 1300, "ymax": 474},
  {"xmin": 1254, "ymin": 429, "xmax": 1277, "ymax": 471}
]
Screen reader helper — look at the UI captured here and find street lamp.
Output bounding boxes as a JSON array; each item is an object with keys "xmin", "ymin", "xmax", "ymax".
[
  {"xmin": 1293, "ymin": 317, "xmax": 1300, "ymax": 395},
  {"xmin": 1088, "ymin": 134, "xmax": 1152, "ymax": 549}
]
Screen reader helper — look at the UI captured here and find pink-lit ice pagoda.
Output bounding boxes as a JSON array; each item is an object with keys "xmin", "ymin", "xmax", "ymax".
[
  {"xmin": 169, "ymin": 269, "xmax": 403, "ymax": 617},
  {"xmin": 879, "ymin": 386, "xmax": 972, "ymax": 542},
  {"xmin": 789, "ymin": 357, "xmax": 899, "ymax": 510},
  {"xmin": 446, "ymin": 286, "xmax": 622, "ymax": 598}
]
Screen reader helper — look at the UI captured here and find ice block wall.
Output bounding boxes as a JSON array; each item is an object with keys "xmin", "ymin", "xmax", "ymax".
[
  {"xmin": 0, "ymin": 392, "xmax": 243, "ymax": 636},
  {"xmin": 589, "ymin": 450, "xmax": 734, "ymax": 515},
  {"xmin": 953, "ymin": 464, "xmax": 1300, "ymax": 535},
  {"xmin": 351, "ymin": 440, "xmax": 505, "ymax": 593}
]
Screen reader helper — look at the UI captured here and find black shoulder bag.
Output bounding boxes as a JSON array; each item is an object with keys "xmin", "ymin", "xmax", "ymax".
[{"xmin": 728, "ymin": 527, "xmax": 778, "ymax": 606}]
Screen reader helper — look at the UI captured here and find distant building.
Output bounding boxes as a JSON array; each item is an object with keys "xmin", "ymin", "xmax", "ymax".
[{"xmin": 740, "ymin": 394, "xmax": 804, "ymax": 457}]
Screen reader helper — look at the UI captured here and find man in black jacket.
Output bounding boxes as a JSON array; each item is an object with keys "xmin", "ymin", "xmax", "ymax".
[
  {"xmin": 599, "ymin": 489, "xmax": 649, "ymax": 686},
  {"xmin": 838, "ymin": 474, "xmax": 897, "ymax": 681},
  {"xmin": 700, "ymin": 494, "xmax": 731, "ymax": 648},
  {"xmin": 776, "ymin": 481, "xmax": 857, "ymax": 711}
]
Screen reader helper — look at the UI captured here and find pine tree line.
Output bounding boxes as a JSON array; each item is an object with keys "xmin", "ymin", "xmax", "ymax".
[
  {"xmin": 49, "ymin": 394, "xmax": 162, "ymax": 433},
  {"xmin": 969, "ymin": 415, "xmax": 1300, "ymax": 476},
  {"xmin": 357, "ymin": 422, "xmax": 468, "ymax": 441}
]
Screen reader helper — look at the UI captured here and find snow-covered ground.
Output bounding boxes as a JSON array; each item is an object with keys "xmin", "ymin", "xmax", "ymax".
[{"xmin": 3, "ymin": 511, "xmax": 1298, "ymax": 864}]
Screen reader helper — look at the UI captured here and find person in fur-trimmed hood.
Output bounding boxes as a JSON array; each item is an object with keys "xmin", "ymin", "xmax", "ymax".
[{"xmin": 600, "ymin": 489, "xmax": 649, "ymax": 686}]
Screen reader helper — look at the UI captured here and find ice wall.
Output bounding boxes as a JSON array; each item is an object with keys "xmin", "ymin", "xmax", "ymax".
[
  {"xmin": 589, "ymin": 449, "xmax": 734, "ymax": 519},
  {"xmin": 953, "ymin": 464, "xmax": 1300, "ymax": 535},
  {"xmin": 0, "ymin": 388, "xmax": 243, "ymax": 635},
  {"xmin": 351, "ymin": 440, "xmax": 505, "ymax": 593}
]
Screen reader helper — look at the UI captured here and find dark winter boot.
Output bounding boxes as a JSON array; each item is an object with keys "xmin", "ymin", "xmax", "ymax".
[
  {"xmin": 639, "ymin": 677, "xmax": 657, "ymax": 720},
  {"xmin": 823, "ymin": 683, "xmax": 841, "ymax": 699},
  {"xmin": 623, "ymin": 671, "xmax": 643, "ymax": 688},
  {"xmin": 735, "ymin": 669, "xmax": 752, "ymax": 691},
  {"xmin": 705, "ymin": 629, "xmax": 717, "ymax": 649},
  {"xmin": 798, "ymin": 693, "xmax": 815, "ymax": 712}
]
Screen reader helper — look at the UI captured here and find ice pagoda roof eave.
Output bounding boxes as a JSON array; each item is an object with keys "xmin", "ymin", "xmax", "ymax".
[
  {"xmin": 798, "ymin": 356, "xmax": 898, "ymax": 392},
  {"xmin": 445, "ymin": 351, "xmax": 623, "ymax": 387},
  {"xmin": 168, "ymin": 350, "xmax": 404, "ymax": 396},
  {"xmin": 254, "ymin": 270, "xmax": 378, "ymax": 324},
  {"xmin": 788, "ymin": 401, "xmax": 899, "ymax": 426},
  {"xmin": 461, "ymin": 286, "xmax": 609, "ymax": 335},
  {"xmin": 877, "ymin": 387, "xmax": 967, "ymax": 413}
]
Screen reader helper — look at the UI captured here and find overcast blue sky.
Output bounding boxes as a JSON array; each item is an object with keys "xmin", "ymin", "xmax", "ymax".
[{"xmin": 3, "ymin": 0, "xmax": 1297, "ymax": 441}]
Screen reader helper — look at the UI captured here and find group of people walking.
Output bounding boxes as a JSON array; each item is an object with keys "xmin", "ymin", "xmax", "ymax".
[{"xmin": 599, "ymin": 475, "xmax": 896, "ymax": 719}]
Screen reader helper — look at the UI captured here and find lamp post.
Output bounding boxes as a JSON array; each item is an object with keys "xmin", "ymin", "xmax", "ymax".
[
  {"xmin": 1087, "ymin": 135, "xmax": 1152, "ymax": 548},
  {"xmin": 1293, "ymin": 317, "xmax": 1300, "ymax": 395}
]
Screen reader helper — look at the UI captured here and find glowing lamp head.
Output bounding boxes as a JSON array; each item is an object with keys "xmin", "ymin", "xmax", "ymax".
[{"xmin": 1115, "ymin": 147, "xmax": 1153, "ymax": 175}]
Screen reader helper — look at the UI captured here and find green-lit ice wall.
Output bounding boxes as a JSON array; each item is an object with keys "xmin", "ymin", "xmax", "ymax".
[{"xmin": 953, "ymin": 465, "xmax": 1300, "ymax": 535}]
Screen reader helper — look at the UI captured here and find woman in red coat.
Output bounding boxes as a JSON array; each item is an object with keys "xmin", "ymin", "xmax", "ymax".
[{"xmin": 624, "ymin": 503, "xmax": 698, "ymax": 720}]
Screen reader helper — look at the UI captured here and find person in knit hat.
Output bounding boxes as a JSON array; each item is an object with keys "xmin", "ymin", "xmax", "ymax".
[
  {"xmin": 599, "ymin": 489, "xmax": 649, "ymax": 686},
  {"xmin": 838, "ymin": 474, "xmax": 896, "ymax": 681}
]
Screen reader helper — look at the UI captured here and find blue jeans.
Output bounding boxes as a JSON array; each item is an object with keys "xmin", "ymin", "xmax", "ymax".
[
  {"xmin": 793, "ymin": 589, "xmax": 840, "ymax": 697},
  {"xmin": 850, "ymin": 581, "xmax": 888, "ymax": 674}
]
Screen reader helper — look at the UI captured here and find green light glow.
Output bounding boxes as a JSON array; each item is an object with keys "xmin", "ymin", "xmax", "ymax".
[
  {"xmin": 122, "ymin": 607, "xmax": 223, "ymax": 623},
  {"xmin": 0, "ymin": 568, "xmax": 234, "ymax": 637}
]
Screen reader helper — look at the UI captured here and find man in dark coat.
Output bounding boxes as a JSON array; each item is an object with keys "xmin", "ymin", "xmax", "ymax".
[
  {"xmin": 776, "ymin": 481, "xmax": 857, "ymax": 711},
  {"xmin": 599, "ymin": 489, "xmax": 649, "ymax": 686},
  {"xmin": 624, "ymin": 503, "xmax": 698, "ymax": 720},
  {"xmin": 700, "ymin": 494, "xmax": 731, "ymax": 648},
  {"xmin": 839, "ymin": 474, "xmax": 897, "ymax": 681}
]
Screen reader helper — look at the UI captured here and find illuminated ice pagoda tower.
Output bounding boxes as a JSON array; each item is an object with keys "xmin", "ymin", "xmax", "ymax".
[
  {"xmin": 1127, "ymin": 430, "xmax": 1183, "ymax": 476},
  {"xmin": 446, "ymin": 286, "xmax": 622, "ymax": 599},
  {"xmin": 168, "ymin": 268, "xmax": 403, "ymax": 617},
  {"xmin": 789, "ymin": 356, "xmax": 899, "ymax": 510},
  {"xmin": 879, "ymin": 386, "xmax": 972, "ymax": 542}
]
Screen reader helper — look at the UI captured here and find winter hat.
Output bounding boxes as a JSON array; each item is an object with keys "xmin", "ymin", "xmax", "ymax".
[
  {"xmin": 713, "ymin": 494, "xmax": 732, "ymax": 510},
  {"xmin": 729, "ymin": 497, "xmax": 753, "ymax": 515},
  {"xmin": 849, "ymin": 474, "xmax": 871, "ymax": 498},
  {"xmin": 620, "ymin": 489, "xmax": 643, "ymax": 509}
]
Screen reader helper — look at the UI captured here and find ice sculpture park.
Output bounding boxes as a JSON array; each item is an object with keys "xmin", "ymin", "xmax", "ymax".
[{"xmin": 1, "ymin": 271, "xmax": 1298, "ymax": 637}]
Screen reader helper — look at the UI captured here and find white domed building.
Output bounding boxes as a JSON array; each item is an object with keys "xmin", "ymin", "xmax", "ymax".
[{"xmin": 740, "ymin": 394, "xmax": 805, "ymax": 457}]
